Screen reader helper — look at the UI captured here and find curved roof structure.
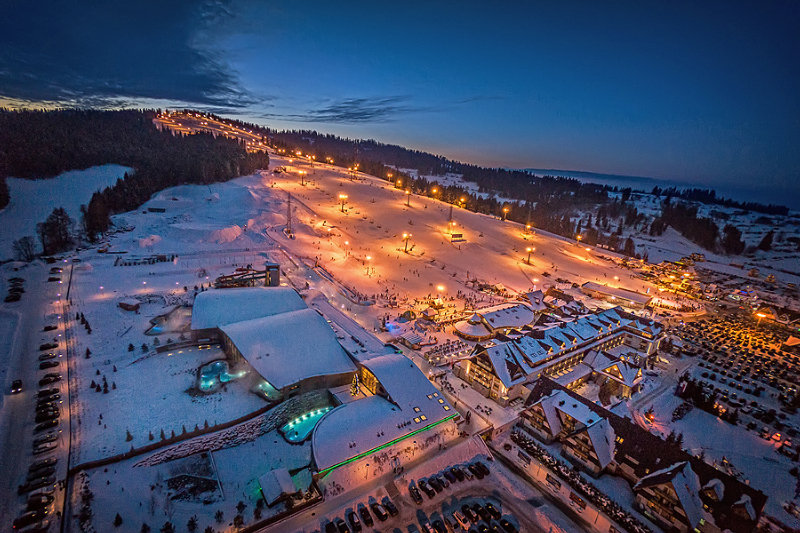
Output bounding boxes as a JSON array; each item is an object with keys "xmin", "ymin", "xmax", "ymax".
[
  {"xmin": 191, "ymin": 287, "xmax": 305, "ymax": 330},
  {"xmin": 220, "ymin": 308, "xmax": 355, "ymax": 390}
]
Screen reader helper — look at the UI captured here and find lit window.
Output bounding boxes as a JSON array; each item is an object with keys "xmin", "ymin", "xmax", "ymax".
[
  {"xmin": 426, "ymin": 394, "xmax": 433, "ymax": 399},
  {"xmin": 433, "ymin": 392, "xmax": 438, "ymax": 397},
  {"xmin": 420, "ymin": 415, "xmax": 427, "ymax": 421},
  {"xmin": 413, "ymin": 407, "xmax": 421, "ymax": 412},
  {"xmin": 444, "ymin": 405, "xmax": 450, "ymax": 411},
  {"xmin": 437, "ymin": 398, "xmax": 444, "ymax": 404},
  {"xmin": 413, "ymin": 417, "xmax": 421, "ymax": 423}
]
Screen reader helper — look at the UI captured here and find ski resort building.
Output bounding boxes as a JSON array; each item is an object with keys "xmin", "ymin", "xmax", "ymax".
[
  {"xmin": 191, "ymin": 287, "xmax": 356, "ymax": 398},
  {"xmin": 453, "ymin": 307, "xmax": 663, "ymax": 405},
  {"xmin": 453, "ymin": 302, "xmax": 537, "ymax": 341},
  {"xmin": 581, "ymin": 281, "xmax": 652, "ymax": 309},
  {"xmin": 518, "ymin": 378, "xmax": 766, "ymax": 533},
  {"xmin": 191, "ymin": 287, "xmax": 458, "ymax": 483},
  {"xmin": 311, "ymin": 353, "xmax": 458, "ymax": 478}
]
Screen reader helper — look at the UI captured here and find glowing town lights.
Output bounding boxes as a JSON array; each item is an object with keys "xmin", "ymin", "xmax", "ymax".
[
  {"xmin": 526, "ymin": 246, "xmax": 535, "ymax": 264},
  {"xmin": 344, "ymin": 241, "xmax": 349, "ymax": 245},
  {"xmin": 576, "ymin": 235, "xmax": 582, "ymax": 241},
  {"xmin": 436, "ymin": 285, "xmax": 445, "ymax": 292},
  {"xmin": 396, "ymin": 179, "xmax": 402, "ymax": 188},
  {"xmin": 502, "ymin": 206, "xmax": 510, "ymax": 220},
  {"xmin": 338, "ymin": 193, "xmax": 348, "ymax": 212},
  {"xmin": 405, "ymin": 189, "xmax": 411, "ymax": 207},
  {"xmin": 585, "ymin": 247, "xmax": 591, "ymax": 251}
]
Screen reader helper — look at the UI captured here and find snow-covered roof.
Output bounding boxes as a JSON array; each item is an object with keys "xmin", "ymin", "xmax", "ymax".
[
  {"xmin": 258, "ymin": 468, "xmax": 298, "ymax": 506},
  {"xmin": 453, "ymin": 319, "xmax": 492, "ymax": 339},
  {"xmin": 581, "ymin": 282, "xmax": 652, "ymax": 305},
  {"xmin": 220, "ymin": 308, "xmax": 355, "ymax": 390},
  {"xmin": 583, "ymin": 418, "xmax": 616, "ymax": 469},
  {"xmin": 635, "ymin": 461, "xmax": 707, "ymax": 528},
  {"xmin": 312, "ymin": 354, "xmax": 455, "ymax": 472},
  {"xmin": 361, "ymin": 354, "xmax": 453, "ymax": 415},
  {"xmin": 476, "ymin": 302, "xmax": 535, "ymax": 330},
  {"xmin": 191, "ymin": 287, "xmax": 306, "ymax": 330}
]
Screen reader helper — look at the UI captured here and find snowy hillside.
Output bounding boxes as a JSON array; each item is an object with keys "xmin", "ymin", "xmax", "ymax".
[{"xmin": 0, "ymin": 164, "xmax": 131, "ymax": 259}]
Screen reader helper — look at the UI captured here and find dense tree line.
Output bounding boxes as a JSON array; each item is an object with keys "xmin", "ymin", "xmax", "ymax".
[
  {"xmin": 651, "ymin": 186, "xmax": 788, "ymax": 216},
  {"xmin": 0, "ymin": 109, "xmax": 268, "ymax": 245}
]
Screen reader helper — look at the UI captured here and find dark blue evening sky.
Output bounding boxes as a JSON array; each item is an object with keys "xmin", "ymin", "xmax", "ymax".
[{"xmin": 1, "ymin": 1, "xmax": 798, "ymax": 202}]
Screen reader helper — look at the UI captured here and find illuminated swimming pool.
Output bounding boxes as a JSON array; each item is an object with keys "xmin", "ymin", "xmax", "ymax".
[
  {"xmin": 280, "ymin": 406, "xmax": 333, "ymax": 443},
  {"xmin": 198, "ymin": 360, "xmax": 246, "ymax": 392}
]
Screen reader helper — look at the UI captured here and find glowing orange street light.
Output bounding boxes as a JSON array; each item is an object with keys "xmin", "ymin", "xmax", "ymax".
[
  {"xmin": 338, "ymin": 193, "xmax": 348, "ymax": 212},
  {"xmin": 526, "ymin": 246, "xmax": 535, "ymax": 264},
  {"xmin": 502, "ymin": 206, "xmax": 510, "ymax": 220},
  {"xmin": 405, "ymin": 189, "xmax": 411, "ymax": 207},
  {"xmin": 402, "ymin": 232, "xmax": 412, "ymax": 253},
  {"xmin": 431, "ymin": 187, "xmax": 438, "ymax": 195},
  {"xmin": 396, "ymin": 179, "xmax": 402, "ymax": 188},
  {"xmin": 576, "ymin": 235, "xmax": 582, "ymax": 242}
]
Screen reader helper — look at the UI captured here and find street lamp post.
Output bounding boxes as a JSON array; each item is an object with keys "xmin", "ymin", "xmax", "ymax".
[
  {"xmin": 502, "ymin": 206, "xmax": 510, "ymax": 221},
  {"xmin": 402, "ymin": 232, "xmax": 412, "ymax": 253},
  {"xmin": 339, "ymin": 193, "xmax": 348, "ymax": 213},
  {"xmin": 526, "ymin": 247, "xmax": 535, "ymax": 264},
  {"xmin": 405, "ymin": 189, "xmax": 411, "ymax": 207}
]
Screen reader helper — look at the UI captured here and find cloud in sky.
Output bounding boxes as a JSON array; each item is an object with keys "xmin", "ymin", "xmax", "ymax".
[{"xmin": 0, "ymin": 0, "xmax": 258, "ymax": 109}]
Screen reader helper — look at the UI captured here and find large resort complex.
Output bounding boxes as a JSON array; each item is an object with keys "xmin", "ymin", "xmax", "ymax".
[{"xmin": 454, "ymin": 305, "xmax": 664, "ymax": 405}]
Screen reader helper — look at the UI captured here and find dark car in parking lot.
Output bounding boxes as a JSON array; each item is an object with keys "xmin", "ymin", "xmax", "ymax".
[
  {"xmin": 419, "ymin": 480, "xmax": 436, "ymax": 498},
  {"xmin": 18, "ymin": 477, "xmax": 55, "ymax": 495},
  {"xmin": 38, "ymin": 343, "xmax": 58, "ymax": 351},
  {"xmin": 383, "ymin": 497, "xmax": 399, "ymax": 516},
  {"xmin": 358, "ymin": 504, "xmax": 373, "ymax": 527},
  {"xmin": 38, "ymin": 374, "xmax": 62, "ymax": 386},
  {"xmin": 409, "ymin": 485, "xmax": 423, "ymax": 504},
  {"xmin": 345, "ymin": 509, "xmax": 362, "ymax": 532},
  {"xmin": 27, "ymin": 466, "xmax": 56, "ymax": 480},
  {"xmin": 5, "ymin": 293, "xmax": 21, "ymax": 302},
  {"xmin": 39, "ymin": 361, "xmax": 59, "ymax": 370},
  {"xmin": 33, "ymin": 433, "xmax": 58, "ymax": 446},
  {"xmin": 474, "ymin": 461, "xmax": 490, "ymax": 475},
  {"xmin": 450, "ymin": 466, "xmax": 464, "ymax": 481},
  {"xmin": 443, "ymin": 469, "xmax": 457, "ymax": 483},
  {"xmin": 499, "ymin": 518, "xmax": 517, "ymax": 532},
  {"xmin": 38, "ymin": 353, "xmax": 57, "ymax": 361},
  {"xmin": 370, "ymin": 502, "xmax": 388, "ymax": 521},
  {"xmin": 12, "ymin": 508, "xmax": 48, "ymax": 530},
  {"xmin": 31, "ymin": 458, "xmax": 57, "ymax": 471},
  {"xmin": 427, "ymin": 477, "xmax": 443, "ymax": 492},
  {"xmin": 35, "ymin": 410, "xmax": 59, "ymax": 424},
  {"xmin": 38, "ymin": 388, "xmax": 59, "ymax": 398},
  {"xmin": 461, "ymin": 504, "xmax": 478, "ymax": 524},
  {"xmin": 333, "ymin": 517, "xmax": 348, "ymax": 533},
  {"xmin": 26, "ymin": 493, "xmax": 54, "ymax": 510},
  {"xmin": 468, "ymin": 463, "xmax": 484, "ymax": 479},
  {"xmin": 34, "ymin": 420, "xmax": 58, "ymax": 433},
  {"xmin": 485, "ymin": 502, "xmax": 501, "ymax": 520},
  {"xmin": 33, "ymin": 442, "xmax": 57, "ymax": 455},
  {"xmin": 10, "ymin": 379, "xmax": 23, "ymax": 393}
]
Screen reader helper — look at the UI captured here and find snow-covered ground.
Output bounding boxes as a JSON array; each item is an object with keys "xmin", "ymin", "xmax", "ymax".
[{"xmin": 0, "ymin": 164, "xmax": 131, "ymax": 259}]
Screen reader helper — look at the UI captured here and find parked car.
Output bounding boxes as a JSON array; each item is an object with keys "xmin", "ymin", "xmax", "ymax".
[
  {"xmin": 5, "ymin": 293, "xmax": 21, "ymax": 302},
  {"xmin": 369, "ymin": 502, "xmax": 389, "ymax": 521},
  {"xmin": 38, "ymin": 374, "xmax": 61, "ymax": 386},
  {"xmin": 383, "ymin": 497, "xmax": 399, "ymax": 516},
  {"xmin": 37, "ymin": 388, "xmax": 59, "ymax": 398},
  {"xmin": 34, "ymin": 420, "xmax": 58, "ymax": 433},
  {"xmin": 450, "ymin": 466, "xmax": 465, "ymax": 481},
  {"xmin": 460, "ymin": 465, "xmax": 474, "ymax": 480},
  {"xmin": 18, "ymin": 520, "xmax": 51, "ymax": 533},
  {"xmin": 35, "ymin": 411, "xmax": 59, "ymax": 424},
  {"xmin": 443, "ymin": 469, "xmax": 457, "ymax": 483},
  {"xmin": 358, "ymin": 504, "xmax": 373, "ymax": 527},
  {"xmin": 474, "ymin": 461, "xmax": 490, "ymax": 476},
  {"xmin": 30, "ymin": 458, "xmax": 57, "ymax": 472},
  {"xmin": 27, "ymin": 467, "xmax": 55, "ymax": 481},
  {"xmin": 39, "ymin": 361, "xmax": 59, "ymax": 370},
  {"xmin": 468, "ymin": 464, "xmax": 484, "ymax": 479},
  {"xmin": 461, "ymin": 505, "xmax": 478, "ymax": 524},
  {"xmin": 409, "ymin": 485, "xmax": 423, "ymax": 504},
  {"xmin": 10, "ymin": 379, "xmax": 23, "ymax": 394},
  {"xmin": 38, "ymin": 353, "xmax": 57, "ymax": 361},
  {"xmin": 12, "ymin": 508, "xmax": 48, "ymax": 530},
  {"xmin": 419, "ymin": 480, "xmax": 436, "ymax": 498},
  {"xmin": 453, "ymin": 510, "xmax": 470, "ymax": 530},
  {"xmin": 17, "ymin": 477, "xmax": 55, "ymax": 495},
  {"xmin": 485, "ymin": 502, "xmax": 501, "ymax": 520},
  {"xmin": 43, "ymin": 325, "xmax": 57, "ymax": 332},
  {"xmin": 345, "ymin": 509, "xmax": 362, "ymax": 532},
  {"xmin": 38, "ymin": 343, "xmax": 58, "ymax": 351},
  {"xmin": 33, "ymin": 442, "xmax": 57, "ymax": 455},
  {"xmin": 427, "ymin": 476, "xmax": 443, "ymax": 493},
  {"xmin": 26, "ymin": 493, "xmax": 54, "ymax": 510}
]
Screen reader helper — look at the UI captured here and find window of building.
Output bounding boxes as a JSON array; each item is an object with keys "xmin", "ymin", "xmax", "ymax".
[
  {"xmin": 420, "ymin": 415, "xmax": 427, "ymax": 421},
  {"xmin": 413, "ymin": 417, "xmax": 421, "ymax": 423},
  {"xmin": 444, "ymin": 405, "xmax": 450, "ymax": 411},
  {"xmin": 413, "ymin": 406, "xmax": 421, "ymax": 412},
  {"xmin": 437, "ymin": 398, "xmax": 444, "ymax": 404}
]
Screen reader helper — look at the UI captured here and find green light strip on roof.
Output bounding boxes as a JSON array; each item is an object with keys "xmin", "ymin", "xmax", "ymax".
[{"xmin": 318, "ymin": 413, "xmax": 458, "ymax": 476}]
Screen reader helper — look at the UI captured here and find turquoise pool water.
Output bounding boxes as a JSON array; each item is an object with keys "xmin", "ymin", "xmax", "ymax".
[
  {"xmin": 280, "ymin": 406, "xmax": 333, "ymax": 443},
  {"xmin": 199, "ymin": 360, "xmax": 245, "ymax": 391}
]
